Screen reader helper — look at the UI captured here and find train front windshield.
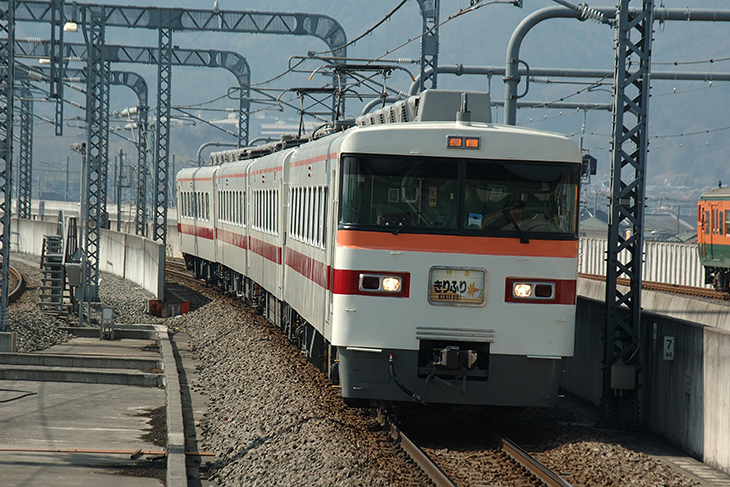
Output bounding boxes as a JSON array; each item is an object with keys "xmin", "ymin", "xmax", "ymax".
[{"xmin": 339, "ymin": 154, "xmax": 579, "ymax": 239}]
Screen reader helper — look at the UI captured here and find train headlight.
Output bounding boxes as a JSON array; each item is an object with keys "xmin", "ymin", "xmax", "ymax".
[
  {"xmin": 507, "ymin": 278, "xmax": 557, "ymax": 302},
  {"xmin": 513, "ymin": 283, "xmax": 533, "ymax": 298},
  {"xmin": 359, "ymin": 274, "xmax": 404, "ymax": 294},
  {"xmin": 382, "ymin": 277, "xmax": 402, "ymax": 293}
]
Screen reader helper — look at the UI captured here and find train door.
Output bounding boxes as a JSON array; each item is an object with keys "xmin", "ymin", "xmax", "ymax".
[
  {"xmin": 325, "ymin": 159, "xmax": 337, "ymax": 346},
  {"xmin": 280, "ymin": 153, "xmax": 293, "ymax": 309}
]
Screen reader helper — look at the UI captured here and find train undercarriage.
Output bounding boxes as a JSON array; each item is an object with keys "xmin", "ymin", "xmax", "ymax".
[{"xmin": 182, "ymin": 253, "xmax": 338, "ymax": 382}]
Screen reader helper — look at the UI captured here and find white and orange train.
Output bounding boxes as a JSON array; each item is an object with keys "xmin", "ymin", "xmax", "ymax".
[{"xmin": 176, "ymin": 90, "xmax": 581, "ymax": 408}]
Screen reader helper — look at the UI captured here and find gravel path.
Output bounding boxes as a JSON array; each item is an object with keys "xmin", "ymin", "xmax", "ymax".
[{"xmin": 5, "ymin": 252, "xmax": 715, "ymax": 486}]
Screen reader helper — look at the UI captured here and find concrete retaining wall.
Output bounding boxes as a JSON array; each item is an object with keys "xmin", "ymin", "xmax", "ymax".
[
  {"xmin": 10, "ymin": 218, "xmax": 164, "ymax": 300},
  {"xmin": 99, "ymin": 229, "xmax": 165, "ymax": 299},
  {"xmin": 11, "ymin": 218, "xmax": 61, "ymax": 255},
  {"xmin": 565, "ymin": 282, "xmax": 730, "ymax": 476}
]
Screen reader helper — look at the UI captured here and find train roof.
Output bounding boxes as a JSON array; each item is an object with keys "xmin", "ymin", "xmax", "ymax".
[
  {"xmin": 699, "ymin": 186, "xmax": 730, "ymax": 200},
  {"xmin": 208, "ymin": 89, "xmax": 579, "ymax": 166},
  {"xmin": 342, "ymin": 120, "xmax": 580, "ymax": 163}
]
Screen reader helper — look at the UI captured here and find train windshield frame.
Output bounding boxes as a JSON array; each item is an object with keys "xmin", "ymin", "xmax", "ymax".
[{"xmin": 338, "ymin": 154, "xmax": 579, "ymax": 239}]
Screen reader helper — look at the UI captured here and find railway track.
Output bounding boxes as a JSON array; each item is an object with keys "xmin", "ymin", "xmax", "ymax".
[
  {"xmin": 579, "ymin": 272, "xmax": 728, "ymax": 300},
  {"xmin": 7, "ymin": 264, "xmax": 25, "ymax": 303},
  {"xmin": 381, "ymin": 410, "xmax": 573, "ymax": 487},
  {"xmin": 164, "ymin": 258, "xmax": 193, "ymax": 281}
]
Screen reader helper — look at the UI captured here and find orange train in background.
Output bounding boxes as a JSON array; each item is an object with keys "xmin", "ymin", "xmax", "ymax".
[{"xmin": 698, "ymin": 186, "xmax": 730, "ymax": 292}]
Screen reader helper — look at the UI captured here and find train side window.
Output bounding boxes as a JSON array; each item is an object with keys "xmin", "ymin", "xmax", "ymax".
[
  {"xmin": 322, "ymin": 187, "xmax": 328, "ymax": 247},
  {"xmin": 313, "ymin": 187, "xmax": 318, "ymax": 243},
  {"xmin": 720, "ymin": 210, "xmax": 725, "ymax": 236},
  {"xmin": 725, "ymin": 210, "xmax": 730, "ymax": 235},
  {"xmin": 238, "ymin": 191, "xmax": 242, "ymax": 226},
  {"xmin": 298, "ymin": 188, "xmax": 305, "ymax": 240},
  {"xmin": 274, "ymin": 189, "xmax": 279, "ymax": 235},
  {"xmin": 289, "ymin": 188, "xmax": 296, "ymax": 236},
  {"xmin": 309, "ymin": 187, "xmax": 315, "ymax": 244},
  {"xmin": 705, "ymin": 211, "xmax": 710, "ymax": 234},
  {"xmin": 310, "ymin": 187, "xmax": 316, "ymax": 244},
  {"xmin": 291, "ymin": 188, "xmax": 297, "ymax": 238},
  {"xmin": 253, "ymin": 191, "xmax": 258, "ymax": 228},
  {"xmin": 317, "ymin": 187, "xmax": 323, "ymax": 246},
  {"xmin": 303, "ymin": 187, "xmax": 309, "ymax": 242},
  {"xmin": 261, "ymin": 190, "xmax": 265, "ymax": 230},
  {"xmin": 274, "ymin": 190, "xmax": 278, "ymax": 234},
  {"xmin": 206, "ymin": 193, "xmax": 210, "ymax": 221}
]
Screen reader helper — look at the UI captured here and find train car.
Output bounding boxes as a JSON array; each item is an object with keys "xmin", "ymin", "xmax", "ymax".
[
  {"xmin": 177, "ymin": 89, "xmax": 582, "ymax": 409},
  {"xmin": 176, "ymin": 165, "xmax": 218, "ymax": 280},
  {"xmin": 214, "ymin": 160, "xmax": 252, "ymax": 293},
  {"xmin": 697, "ymin": 186, "xmax": 730, "ymax": 291}
]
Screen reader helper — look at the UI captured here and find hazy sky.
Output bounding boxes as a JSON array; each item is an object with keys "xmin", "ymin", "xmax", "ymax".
[{"xmin": 16, "ymin": 0, "xmax": 730, "ymax": 199}]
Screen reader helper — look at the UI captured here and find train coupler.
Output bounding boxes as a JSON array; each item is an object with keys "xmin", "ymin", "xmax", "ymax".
[{"xmin": 432, "ymin": 345, "xmax": 478, "ymax": 371}]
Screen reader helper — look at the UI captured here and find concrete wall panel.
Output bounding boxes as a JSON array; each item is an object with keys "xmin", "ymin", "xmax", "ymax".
[
  {"xmin": 642, "ymin": 313, "xmax": 704, "ymax": 459},
  {"xmin": 11, "ymin": 218, "xmax": 60, "ymax": 255},
  {"xmin": 703, "ymin": 328, "xmax": 730, "ymax": 475}
]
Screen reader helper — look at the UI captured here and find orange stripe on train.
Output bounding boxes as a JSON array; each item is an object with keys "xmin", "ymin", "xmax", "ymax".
[{"xmin": 335, "ymin": 230, "xmax": 577, "ymax": 258}]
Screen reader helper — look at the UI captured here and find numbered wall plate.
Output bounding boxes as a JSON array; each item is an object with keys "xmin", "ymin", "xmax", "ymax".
[{"xmin": 428, "ymin": 266, "xmax": 487, "ymax": 307}]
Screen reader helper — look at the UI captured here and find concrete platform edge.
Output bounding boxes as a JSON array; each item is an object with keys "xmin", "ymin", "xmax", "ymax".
[{"xmin": 155, "ymin": 324, "xmax": 187, "ymax": 487}]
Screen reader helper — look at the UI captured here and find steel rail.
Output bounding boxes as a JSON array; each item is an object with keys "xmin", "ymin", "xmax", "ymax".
[
  {"xmin": 7, "ymin": 265, "xmax": 25, "ymax": 303},
  {"xmin": 376, "ymin": 410, "xmax": 458, "ymax": 487},
  {"xmin": 501, "ymin": 435, "xmax": 574, "ymax": 487}
]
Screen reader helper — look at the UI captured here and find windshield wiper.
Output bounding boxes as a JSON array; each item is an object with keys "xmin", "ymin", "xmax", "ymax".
[
  {"xmin": 392, "ymin": 210, "xmax": 422, "ymax": 235},
  {"xmin": 503, "ymin": 209, "xmax": 529, "ymax": 244}
]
